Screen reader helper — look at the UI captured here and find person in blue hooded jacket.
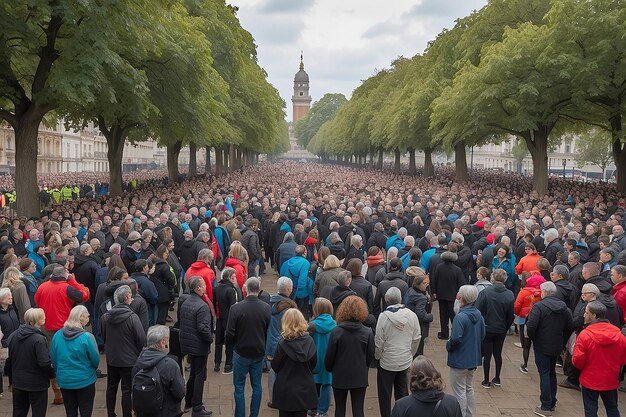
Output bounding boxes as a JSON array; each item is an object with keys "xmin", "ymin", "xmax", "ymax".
[
  {"xmin": 280, "ymin": 245, "xmax": 313, "ymax": 318},
  {"xmin": 50, "ymin": 305, "xmax": 100, "ymax": 417},
  {"xmin": 490, "ymin": 243, "xmax": 516, "ymax": 291},
  {"xmin": 307, "ymin": 297, "xmax": 336, "ymax": 417},
  {"xmin": 446, "ymin": 285, "xmax": 485, "ymax": 417}
]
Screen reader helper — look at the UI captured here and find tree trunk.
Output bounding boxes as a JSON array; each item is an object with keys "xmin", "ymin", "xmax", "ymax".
[
  {"xmin": 393, "ymin": 149, "xmax": 401, "ymax": 174},
  {"xmin": 377, "ymin": 148, "xmax": 384, "ymax": 170},
  {"xmin": 524, "ymin": 127, "xmax": 551, "ymax": 196},
  {"xmin": 229, "ymin": 144, "xmax": 236, "ymax": 172},
  {"xmin": 215, "ymin": 147, "xmax": 223, "ymax": 175},
  {"xmin": 205, "ymin": 145, "xmax": 211, "ymax": 174},
  {"xmin": 167, "ymin": 142, "xmax": 182, "ymax": 184},
  {"xmin": 611, "ymin": 114, "xmax": 626, "ymax": 192},
  {"xmin": 423, "ymin": 148, "xmax": 434, "ymax": 178},
  {"xmin": 14, "ymin": 120, "xmax": 41, "ymax": 217},
  {"xmin": 99, "ymin": 118, "xmax": 126, "ymax": 198},
  {"xmin": 189, "ymin": 143, "xmax": 197, "ymax": 177},
  {"xmin": 408, "ymin": 148, "xmax": 416, "ymax": 175},
  {"xmin": 454, "ymin": 142, "xmax": 469, "ymax": 183}
]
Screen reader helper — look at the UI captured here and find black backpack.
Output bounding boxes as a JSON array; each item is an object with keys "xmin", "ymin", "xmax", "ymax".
[{"xmin": 132, "ymin": 356, "xmax": 166, "ymax": 414}]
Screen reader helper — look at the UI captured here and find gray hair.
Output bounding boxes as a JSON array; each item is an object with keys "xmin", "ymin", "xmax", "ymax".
[
  {"xmin": 398, "ymin": 227, "xmax": 408, "ymax": 238},
  {"xmin": 451, "ymin": 232, "xmax": 464, "ymax": 244},
  {"xmin": 198, "ymin": 248, "xmax": 213, "ymax": 261},
  {"xmin": 458, "ymin": 285, "xmax": 478, "ymax": 304},
  {"xmin": 245, "ymin": 277, "xmax": 261, "ymax": 295},
  {"xmin": 544, "ymin": 229, "xmax": 558, "ymax": 241},
  {"xmin": 403, "ymin": 236, "xmax": 415, "ymax": 247},
  {"xmin": 351, "ymin": 234, "xmax": 363, "ymax": 246},
  {"xmin": 337, "ymin": 270, "xmax": 352, "ymax": 286},
  {"xmin": 0, "ymin": 287, "xmax": 11, "ymax": 302},
  {"xmin": 109, "ymin": 243, "xmax": 122, "ymax": 254},
  {"xmin": 79, "ymin": 243, "xmax": 91, "ymax": 255},
  {"xmin": 540, "ymin": 281, "xmax": 557, "ymax": 297},
  {"xmin": 283, "ymin": 232, "xmax": 294, "ymax": 242},
  {"xmin": 384, "ymin": 287, "xmax": 402, "ymax": 305},
  {"xmin": 586, "ymin": 300, "xmax": 607, "ymax": 319},
  {"xmin": 64, "ymin": 305, "xmax": 88, "ymax": 329},
  {"xmin": 491, "ymin": 269, "xmax": 507, "ymax": 283},
  {"xmin": 581, "ymin": 283, "xmax": 600, "ymax": 298},
  {"xmin": 146, "ymin": 325, "xmax": 170, "ymax": 349},
  {"xmin": 221, "ymin": 267, "xmax": 236, "ymax": 281},
  {"xmin": 188, "ymin": 276, "xmax": 203, "ymax": 292},
  {"xmin": 114, "ymin": 285, "xmax": 132, "ymax": 304},
  {"xmin": 552, "ymin": 264, "xmax": 569, "ymax": 280},
  {"xmin": 277, "ymin": 276, "xmax": 293, "ymax": 294}
]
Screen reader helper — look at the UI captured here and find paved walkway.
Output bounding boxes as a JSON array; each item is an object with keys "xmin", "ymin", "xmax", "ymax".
[{"xmin": 0, "ymin": 268, "xmax": 622, "ymax": 416}]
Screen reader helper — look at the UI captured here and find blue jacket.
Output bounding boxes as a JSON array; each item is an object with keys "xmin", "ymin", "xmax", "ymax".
[
  {"xmin": 446, "ymin": 305, "xmax": 485, "ymax": 369},
  {"xmin": 310, "ymin": 313, "xmax": 336, "ymax": 385},
  {"xmin": 490, "ymin": 254, "xmax": 516, "ymax": 287},
  {"xmin": 280, "ymin": 256, "xmax": 313, "ymax": 302},
  {"xmin": 385, "ymin": 235, "xmax": 404, "ymax": 252},
  {"xmin": 50, "ymin": 327, "xmax": 100, "ymax": 389},
  {"xmin": 266, "ymin": 293, "xmax": 297, "ymax": 356},
  {"xmin": 420, "ymin": 247, "xmax": 438, "ymax": 272},
  {"xmin": 28, "ymin": 252, "xmax": 46, "ymax": 281}
]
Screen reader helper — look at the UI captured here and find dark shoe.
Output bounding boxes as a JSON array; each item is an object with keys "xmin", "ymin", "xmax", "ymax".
[
  {"xmin": 192, "ymin": 406, "xmax": 212, "ymax": 417},
  {"xmin": 519, "ymin": 364, "xmax": 528, "ymax": 374},
  {"xmin": 534, "ymin": 406, "xmax": 554, "ymax": 417},
  {"xmin": 213, "ymin": 364, "xmax": 220, "ymax": 372},
  {"xmin": 481, "ymin": 380, "xmax": 492, "ymax": 389},
  {"xmin": 491, "ymin": 378, "xmax": 501, "ymax": 387},
  {"xmin": 558, "ymin": 379, "xmax": 580, "ymax": 391},
  {"xmin": 96, "ymin": 369, "xmax": 107, "ymax": 378},
  {"xmin": 183, "ymin": 405, "xmax": 192, "ymax": 414},
  {"xmin": 437, "ymin": 332, "xmax": 448, "ymax": 340},
  {"xmin": 267, "ymin": 402, "xmax": 278, "ymax": 409},
  {"xmin": 222, "ymin": 365, "xmax": 233, "ymax": 375}
]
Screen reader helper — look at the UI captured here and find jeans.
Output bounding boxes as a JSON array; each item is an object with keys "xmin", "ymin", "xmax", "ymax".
[
  {"xmin": 12, "ymin": 388, "xmax": 48, "ymax": 417},
  {"xmin": 449, "ymin": 367, "xmax": 476, "ymax": 417},
  {"xmin": 185, "ymin": 354, "xmax": 208, "ymax": 410},
  {"xmin": 249, "ymin": 259, "xmax": 260, "ymax": 277},
  {"xmin": 61, "ymin": 383, "xmax": 96, "ymax": 417},
  {"xmin": 377, "ymin": 367, "xmax": 408, "ymax": 417},
  {"xmin": 316, "ymin": 383, "xmax": 332, "ymax": 414},
  {"xmin": 534, "ymin": 350, "xmax": 558, "ymax": 410},
  {"xmin": 581, "ymin": 387, "xmax": 620, "ymax": 417},
  {"xmin": 482, "ymin": 332, "xmax": 507, "ymax": 382},
  {"xmin": 332, "ymin": 386, "xmax": 366, "ymax": 417},
  {"xmin": 233, "ymin": 352, "xmax": 264, "ymax": 417},
  {"xmin": 148, "ymin": 303, "xmax": 157, "ymax": 327},
  {"xmin": 106, "ymin": 365, "xmax": 133, "ymax": 417}
]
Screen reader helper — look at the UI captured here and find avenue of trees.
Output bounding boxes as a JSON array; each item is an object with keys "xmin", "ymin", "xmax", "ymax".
[
  {"xmin": 0, "ymin": 0, "xmax": 288, "ymax": 217},
  {"xmin": 307, "ymin": 0, "xmax": 626, "ymax": 196}
]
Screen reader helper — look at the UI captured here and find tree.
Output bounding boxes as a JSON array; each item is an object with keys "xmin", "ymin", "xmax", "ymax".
[
  {"xmin": 511, "ymin": 139, "xmax": 529, "ymax": 173},
  {"xmin": 295, "ymin": 93, "xmax": 347, "ymax": 148},
  {"xmin": 574, "ymin": 129, "xmax": 613, "ymax": 180}
]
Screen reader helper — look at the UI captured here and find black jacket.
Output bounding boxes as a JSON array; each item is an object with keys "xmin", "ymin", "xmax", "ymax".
[
  {"xmin": 526, "ymin": 295, "xmax": 573, "ymax": 356},
  {"xmin": 320, "ymin": 284, "xmax": 356, "ymax": 315},
  {"xmin": 367, "ymin": 231, "xmax": 388, "ymax": 252},
  {"xmin": 390, "ymin": 389, "xmax": 462, "ymax": 417},
  {"xmin": 554, "ymin": 279, "xmax": 579, "ymax": 312},
  {"xmin": 271, "ymin": 335, "xmax": 318, "ymax": 412},
  {"xmin": 121, "ymin": 247, "xmax": 145, "ymax": 273},
  {"xmin": 545, "ymin": 240, "xmax": 564, "ymax": 266},
  {"xmin": 374, "ymin": 271, "xmax": 409, "ymax": 317},
  {"xmin": 586, "ymin": 274, "xmax": 613, "ymax": 295},
  {"xmin": 325, "ymin": 320, "xmax": 374, "ymax": 389},
  {"xmin": 151, "ymin": 259, "xmax": 176, "ymax": 303},
  {"xmin": 177, "ymin": 239, "xmax": 197, "ymax": 272},
  {"xmin": 426, "ymin": 247, "xmax": 447, "ymax": 276},
  {"xmin": 454, "ymin": 245, "xmax": 473, "ymax": 281},
  {"xmin": 0, "ymin": 304, "xmax": 20, "ymax": 347},
  {"xmin": 475, "ymin": 283, "xmax": 515, "ymax": 334},
  {"xmin": 7, "ymin": 325, "xmax": 55, "ymax": 391},
  {"xmin": 431, "ymin": 252, "xmax": 466, "ymax": 301},
  {"xmin": 349, "ymin": 275, "xmax": 375, "ymax": 314},
  {"xmin": 241, "ymin": 229, "xmax": 261, "ymax": 262},
  {"xmin": 365, "ymin": 263, "xmax": 385, "ymax": 285},
  {"xmin": 213, "ymin": 279, "xmax": 241, "ymax": 322},
  {"xmin": 132, "ymin": 348, "xmax": 185, "ymax": 417},
  {"xmin": 72, "ymin": 254, "xmax": 99, "ymax": 300},
  {"xmin": 225, "ymin": 295, "xmax": 271, "ymax": 358},
  {"xmin": 405, "ymin": 288, "xmax": 433, "ymax": 338},
  {"xmin": 179, "ymin": 292, "xmax": 214, "ymax": 356},
  {"xmin": 101, "ymin": 303, "xmax": 146, "ymax": 367}
]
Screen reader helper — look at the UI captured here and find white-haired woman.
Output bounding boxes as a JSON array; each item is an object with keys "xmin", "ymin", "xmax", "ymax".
[
  {"xmin": 50, "ymin": 305, "xmax": 100, "ymax": 417},
  {"xmin": 2, "ymin": 266, "xmax": 31, "ymax": 323}
]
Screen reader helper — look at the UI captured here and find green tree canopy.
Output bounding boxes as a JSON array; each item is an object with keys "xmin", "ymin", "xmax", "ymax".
[{"xmin": 295, "ymin": 93, "xmax": 347, "ymax": 148}]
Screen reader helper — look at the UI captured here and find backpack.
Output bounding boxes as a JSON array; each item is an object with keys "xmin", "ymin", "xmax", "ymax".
[{"xmin": 132, "ymin": 356, "xmax": 166, "ymax": 414}]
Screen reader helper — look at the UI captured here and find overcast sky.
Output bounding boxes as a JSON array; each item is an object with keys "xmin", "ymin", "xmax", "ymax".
[{"xmin": 228, "ymin": 0, "xmax": 488, "ymax": 121}]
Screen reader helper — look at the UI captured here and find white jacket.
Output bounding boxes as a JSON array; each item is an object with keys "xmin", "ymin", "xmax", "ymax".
[{"xmin": 375, "ymin": 304, "xmax": 421, "ymax": 371}]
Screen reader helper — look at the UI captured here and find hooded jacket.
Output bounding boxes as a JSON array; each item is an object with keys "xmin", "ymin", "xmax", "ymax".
[
  {"xmin": 131, "ymin": 271, "xmax": 159, "ymax": 306},
  {"xmin": 277, "ymin": 239, "xmax": 298, "ymax": 270},
  {"xmin": 241, "ymin": 228, "xmax": 262, "ymax": 262},
  {"xmin": 308, "ymin": 313, "xmax": 336, "ymax": 385},
  {"xmin": 612, "ymin": 280, "xmax": 626, "ymax": 322},
  {"xmin": 34, "ymin": 274, "xmax": 90, "ymax": 332},
  {"xmin": 325, "ymin": 320, "xmax": 375, "ymax": 389},
  {"xmin": 185, "ymin": 261, "xmax": 215, "ymax": 302},
  {"xmin": 586, "ymin": 274, "xmax": 614, "ymax": 295},
  {"xmin": 0, "ymin": 304, "xmax": 19, "ymax": 347},
  {"xmin": 526, "ymin": 295, "xmax": 574, "ymax": 356},
  {"xmin": 177, "ymin": 239, "xmax": 197, "ymax": 272},
  {"xmin": 375, "ymin": 305, "xmax": 421, "ymax": 371},
  {"xmin": 101, "ymin": 303, "xmax": 146, "ymax": 367},
  {"xmin": 320, "ymin": 284, "xmax": 356, "ymax": 315},
  {"xmin": 514, "ymin": 274, "xmax": 545, "ymax": 319},
  {"xmin": 390, "ymin": 389, "xmax": 462, "ymax": 417},
  {"xmin": 431, "ymin": 252, "xmax": 466, "ymax": 301},
  {"xmin": 50, "ymin": 326, "xmax": 99, "ymax": 389},
  {"xmin": 475, "ymin": 283, "xmax": 515, "ymax": 334},
  {"xmin": 266, "ymin": 294, "xmax": 297, "ymax": 357},
  {"xmin": 131, "ymin": 348, "xmax": 186, "ymax": 417},
  {"xmin": 271, "ymin": 335, "xmax": 318, "ymax": 412},
  {"xmin": 7, "ymin": 324, "xmax": 54, "ymax": 391},
  {"xmin": 72, "ymin": 253, "xmax": 99, "ymax": 300},
  {"xmin": 280, "ymin": 256, "xmax": 313, "ymax": 302},
  {"xmin": 572, "ymin": 319, "xmax": 626, "ymax": 391},
  {"xmin": 224, "ymin": 257, "xmax": 247, "ymax": 292},
  {"xmin": 554, "ymin": 278, "xmax": 578, "ymax": 312},
  {"xmin": 374, "ymin": 271, "xmax": 409, "ymax": 317},
  {"xmin": 446, "ymin": 305, "xmax": 485, "ymax": 369},
  {"xmin": 515, "ymin": 252, "xmax": 541, "ymax": 275},
  {"xmin": 314, "ymin": 267, "xmax": 344, "ymax": 298},
  {"xmin": 404, "ymin": 288, "xmax": 433, "ymax": 338},
  {"xmin": 151, "ymin": 258, "xmax": 176, "ymax": 303}
]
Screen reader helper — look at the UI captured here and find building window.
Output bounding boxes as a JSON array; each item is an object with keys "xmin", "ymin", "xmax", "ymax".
[
  {"xmin": 565, "ymin": 142, "xmax": 571, "ymax": 154},
  {"xmin": 299, "ymin": 92, "xmax": 303, "ymax": 96}
]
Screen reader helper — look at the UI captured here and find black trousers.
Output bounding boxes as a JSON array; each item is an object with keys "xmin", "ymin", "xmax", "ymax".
[
  {"xmin": 278, "ymin": 411, "xmax": 307, "ymax": 417},
  {"xmin": 106, "ymin": 365, "xmax": 133, "ymax": 417},
  {"xmin": 377, "ymin": 367, "xmax": 408, "ymax": 417},
  {"xmin": 61, "ymin": 383, "xmax": 96, "ymax": 417},
  {"xmin": 333, "ymin": 386, "xmax": 367, "ymax": 417},
  {"xmin": 438, "ymin": 300, "xmax": 455, "ymax": 337},
  {"xmin": 185, "ymin": 354, "xmax": 208, "ymax": 410},
  {"xmin": 482, "ymin": 332, "xmax": 507, "ymax": 381},
  {"xmin": 214, "ymin": 319, "xmax": 233, "ymax": 367},
  {"xmin": 156, "ymin": 302, "xmax": 169, "ymax": 325},
  {"xmin": 12, "ymin": 388, "xmax": 48, "ymax": 417}
]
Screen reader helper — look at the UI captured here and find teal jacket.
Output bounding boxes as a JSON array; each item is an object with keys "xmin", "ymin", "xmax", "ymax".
[
  {"xmin": 310, "ymin": 314, "xmax": 336, "ymax": 385},
  {"xmin": 51, "ymin": 327, "xmax": 100, "ymax": 389},
  {"xmin": 280, "ymin": 256, "xmax": 313, "ymax": 302}
]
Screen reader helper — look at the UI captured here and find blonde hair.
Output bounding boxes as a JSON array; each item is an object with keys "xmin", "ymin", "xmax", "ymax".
[
  {"xmin": 323, "ymin": 255, "xmax": 341, "ymax": 270},
  {"xmin": 64, "ymin": 305, "xmax": 88, "ymax": 329},
  {"xmin": 1, "ymin": 266, "xmax": 22, "ymax": 290},
  {"xmin": 228, "ymin": 241, "xmax": 246, "ymax": 261},
  {"xmin": 280, "ymin": 308, "xmax": 308, "ymax": 341},
  {"xmin": 24, "ymin": 308, "xmax": 45, "ymax": 326}
]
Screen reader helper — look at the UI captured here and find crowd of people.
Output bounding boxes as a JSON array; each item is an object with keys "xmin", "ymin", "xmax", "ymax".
[{"xmin": 0, "ymin": 160, "xmax": 625, "ymax": 417}]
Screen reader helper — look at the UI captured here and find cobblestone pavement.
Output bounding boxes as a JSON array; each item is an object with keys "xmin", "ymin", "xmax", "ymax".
[{"xmin": 1, "ymin": 267, "xmax": 622, "ymax": 417}]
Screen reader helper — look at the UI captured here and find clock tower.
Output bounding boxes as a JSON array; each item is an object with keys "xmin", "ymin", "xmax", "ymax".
[{"xmin": 292, "ymin": 53, "xmax": 312, "ymax": 123}]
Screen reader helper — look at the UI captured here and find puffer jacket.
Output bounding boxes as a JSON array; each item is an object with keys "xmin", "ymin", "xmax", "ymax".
[
  {"xmin": 446, "ymin": 305, "xmax": 485, "ymax": 369},
  {"xmin": 7, "ymin": 324, "xmax": 55, "ymax": 391},
  {"xmin": 224, "ymin": 257, "xmax": 247, "ymax": 292},
  {"xmin": 375, "ymin": 305, "xmax": 421, "ymax": 371},
  {"xmin": 266, "ymin": 294, "xmax": 297, "ymax": 357},
  {"xmin": 514, "ymin": 274, "xmax": 545, "ymax": 318},
  {"xmin": 179, "ymin": 292, "xmax": 214, "ymax": 356}
]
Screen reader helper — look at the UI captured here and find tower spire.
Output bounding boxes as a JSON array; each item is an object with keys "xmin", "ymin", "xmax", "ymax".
[{"xmin": 299, "ymin": 51, "xmax": 304, "ymax": 71}]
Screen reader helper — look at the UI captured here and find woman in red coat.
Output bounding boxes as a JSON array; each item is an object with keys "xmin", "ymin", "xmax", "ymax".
[{"xmin": 225, "ymin": 242, "xmax": 249, "ymax": 294}]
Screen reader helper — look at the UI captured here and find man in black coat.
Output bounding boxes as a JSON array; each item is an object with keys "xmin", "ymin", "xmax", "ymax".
[
  {"xmin": 179, "ymin": 276, "xmax": 214, "ymax": 417},
  {"xmin": 213, "ymin": 268, "xmax": 242, "ymax": 374},
  {"xmin": 551, "ymin": 265, "xmax": 579, "ymax": 312},
  {"xmin": 431, "ymin": 251, "xmax": 466, "ymax": 340},
  {"xmin": 101, "ymin": 285, "xmax": 147, "ymax": 417},
  {"xmin": 526, "ymin": 281, "xmax": 574, "ymax": 415},
  {"xmin": 373, "ymin": 257, "xmax": 408, "ymax": 317},
  {"xmin": 581, "ymin": 262, "xmax": 613, "ymax": 295},
  {"xmin": 320, "ymin": 270, "xmax": 357, "ymax": 314},
  {"xmin": 366, "ymin": 222, "xmax": 388, "ymax": 252},
  {"xmin": 132, "ymin": 325, "xmax": 185, "ymax": 417},
  {"xmin": 225, "ymin": 277, "xmax": 271, "ymax": 417},
  {"xmin": 241, "ymin": 219, "xmax": 262, "ymax": 276}
]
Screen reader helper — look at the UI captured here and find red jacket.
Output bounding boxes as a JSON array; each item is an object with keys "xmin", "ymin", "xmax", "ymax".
[
  {"xmin": 514, "ymin": 274, "xmax": 545, "ymax": 318},
  {"xmin": 185, "ymin": 261, "xmax": 215, "ymax": 303},
  {"xmin": 573, "ymin": 320, "xmax": 626, "ymax": 391},
  {"xmin": 34, "ymin": 275, "xmax": 90, "ymax": 331},
  {"xmin": 515, "ymin": 253, "xmax": 541, "ymax": 275},
  {"xmin": 224, "ymin": 257, "xmax": 247, "ymax": 295},
  {"xmin": 611, "ymin": 280, "xmax": 626, "ymax": 322}
]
